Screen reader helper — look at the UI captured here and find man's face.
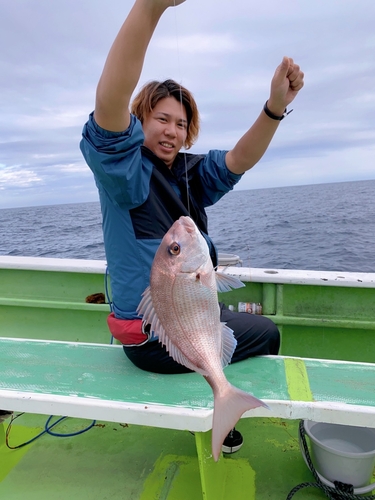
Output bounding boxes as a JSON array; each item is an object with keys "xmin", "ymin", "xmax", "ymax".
[{"xmin": 142, "ymin": 97, "xmax": 188, "ymax": 168}]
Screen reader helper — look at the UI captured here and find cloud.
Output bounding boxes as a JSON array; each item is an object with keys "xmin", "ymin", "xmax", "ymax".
[
  {"xmin": 0, "ymin": 166, "xmax": 42, "ymax": 190},
  {"xmin": 0, "ymin": 0, "xmax": 375, "ymax": 209}
]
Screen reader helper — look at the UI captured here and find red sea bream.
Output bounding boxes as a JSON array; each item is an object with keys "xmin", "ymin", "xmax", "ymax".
[{"xmin": 137, "ymin": 216, "xmax": 267, "ymax": 461}]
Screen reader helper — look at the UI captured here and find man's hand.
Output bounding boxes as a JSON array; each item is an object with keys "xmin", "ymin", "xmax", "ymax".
[
  {"xmin": 226, "ymin": 57, "xmax": 304, "ymax": 174},
  {"xmin": 267, "ymin": 56, "xmax": 304, "ymax": 116}
]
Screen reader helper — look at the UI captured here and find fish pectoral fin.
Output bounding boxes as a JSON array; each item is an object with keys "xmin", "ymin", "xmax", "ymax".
[
  {"xmin": 221, "ymin": 324, "xmax": 237, "ymax": 368},
  {"xmin": 176, "ymin": 271, "xmax": 212, "ymax": 288},
  {"xmin": 137, "ymin": 286, "xmax": 161, "ymax": 334},
  {"xmin": 197, "ymin": 271, "xmax": 213, "ymax": 289},
  {"xmin": 215, "ymin": 272, "xmax": 245, "ymax": 292}
]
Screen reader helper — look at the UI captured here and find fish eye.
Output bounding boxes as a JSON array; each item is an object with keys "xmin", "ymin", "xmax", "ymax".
[{"xmin": 168, "ymin": 242, "xmax": 180, "ymax": 255}]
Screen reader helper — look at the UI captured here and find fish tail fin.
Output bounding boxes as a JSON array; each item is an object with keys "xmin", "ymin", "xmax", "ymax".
[{"xmin": 211, "ymin": 384, "xmax": 268, "ymax": 462}]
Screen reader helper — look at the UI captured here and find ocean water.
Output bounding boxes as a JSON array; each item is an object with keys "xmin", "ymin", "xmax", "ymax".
[{"xmin": 1, "ymin": 180, "xmax": 374, "ymax": 273}]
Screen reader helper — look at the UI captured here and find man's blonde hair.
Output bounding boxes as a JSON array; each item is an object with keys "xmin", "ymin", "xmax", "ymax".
[{"xmin": 131, "ymin": 79, "xmax": 200, "ymax": 149}]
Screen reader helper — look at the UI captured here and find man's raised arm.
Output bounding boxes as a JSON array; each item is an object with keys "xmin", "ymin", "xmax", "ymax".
[
  {"xmin": 225, "ymin": 57, "xmax": 304, "ymax": 175},
  {"xmin": 94, "ymin": 0, "xmax": 186, "ymax": 132}
]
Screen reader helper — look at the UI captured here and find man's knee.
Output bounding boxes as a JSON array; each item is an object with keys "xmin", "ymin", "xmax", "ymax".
[{"xmin": 263, "ymin": 319, "xmax": 280, "ymax": 355}]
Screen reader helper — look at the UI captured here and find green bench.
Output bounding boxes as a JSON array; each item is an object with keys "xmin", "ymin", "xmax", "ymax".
[{"xmin": 1, "ymin": 337, "xmax": 375, "ymax": 499}]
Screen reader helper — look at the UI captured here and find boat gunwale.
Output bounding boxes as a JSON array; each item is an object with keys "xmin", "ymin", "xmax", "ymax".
[{"xmin": 1, "ymin": 255, "xmax": 374, "ymax": 288}]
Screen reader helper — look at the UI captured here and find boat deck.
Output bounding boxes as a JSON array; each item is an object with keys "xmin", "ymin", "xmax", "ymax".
[
  {"xmin": 2, "ymin": 340, "xmax": 375, "ymax": 498},
  {"xmin": 3, "ymin": 414, "xmax": 362, "ymax": 500}
]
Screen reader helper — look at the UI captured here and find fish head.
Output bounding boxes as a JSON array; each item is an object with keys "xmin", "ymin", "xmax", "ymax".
[{"xmin": 154, "ymin": 216, "xmax": 211, "ymax": 275}]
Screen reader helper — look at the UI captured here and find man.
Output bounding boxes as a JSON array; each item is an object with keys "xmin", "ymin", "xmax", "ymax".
[{"xmin": 80, "ymin": 0, "xmax": 304, "ymax": 454}]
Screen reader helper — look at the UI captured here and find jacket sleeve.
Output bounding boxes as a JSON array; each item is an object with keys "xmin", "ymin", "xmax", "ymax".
[
  {"xmin": 80, "ymin": 113, "xmax": 153, "ymax": 208},
  {"xmin": 197, "ymin": 149, "xmax": 243, "ymax": 207}
]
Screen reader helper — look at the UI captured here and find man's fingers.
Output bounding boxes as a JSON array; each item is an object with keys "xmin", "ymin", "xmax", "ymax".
[
  {"xmin": 277, "ymin": 56, "xmax": 291, "ymax": 78},
  {"xmin": 290, "ymin": 79, "xmax": 304, "ymax": 92},
  {"xmin": 271, "ymin": 56, "xmax": 304, "ymax": 105},
  {"xmin": 283, "ymin": 56, "xmax": 295, "ymax": 76},
  {"xmin": 286, "ymin": 62, "xmax": 300, "ymax": 80},
  {"xmin": 286, "ymin": 61, "xmax": 304, "ymax": 90},
  {"xmin": 289, "ymin": 68, "xmax": 304, "ymax": 89}
]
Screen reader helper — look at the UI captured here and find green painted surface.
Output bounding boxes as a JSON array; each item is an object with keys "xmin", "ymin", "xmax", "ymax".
[
  {"xmin": 220, "ymin": 281, "xmax": 375, "ymax": 363},
  {"xmin": 281, "ymin": 324, "xmax": 375, "ymax": 363},
  {"xmin": 282, "ymin": 284, "xmax": 375, "ymax": 321},
  {"xmin": 1, "ymin": 416, "xmax": 193, "ymax": 500},
  {"xmin": 0, "ymin": 268, "xmax": 106, "ymax": 303},
  {"xmin": 2, "ymin": 339, "xmax": 375, "ymax": 409},
  {"xmin": 0, "ymin": 267, "xmax": 111, "ymax": 343},
  {"xmin": 1, "ymin": 265, "xmax": 375, "ymax": 498},
  {"xmin": 305, "ymin": 359, "xmax": 375, "ymax": 406},
  {"xmin": 138, "ymin": 432, "xmax": 256, "ymax": 500},
  {"xmin": 0, "ymin": 422, "xmax": 41, "ymax": 482},
  {"xmin": 194, "ymin": 430, "xmax": 256, "ymax": 500},
  {"xmin": 0, "ymin": 339, "xmax": 282, "ymax": 406},
  {"xmin": 0, "ymin": 304, "xmax": 110, "ymax": 343},
  {"xmin": 2, "ymin": 267, "xmax": 375, "ymax": 363},
  {"xmin": 139, "ymin": 453, "xmax": 204, "ymax": 500},
  {"xmin": 2, "ymin": 414, "xmax": 361, "ymax": 499},
  {"xmin": 284, "ymin": 358, "xmax": 313, "ymax": 402}
]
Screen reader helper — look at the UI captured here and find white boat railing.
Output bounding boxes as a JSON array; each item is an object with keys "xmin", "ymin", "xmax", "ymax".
[{"xmin": 0, "ymin": 254, "xmax": 374, "ymax": 288}]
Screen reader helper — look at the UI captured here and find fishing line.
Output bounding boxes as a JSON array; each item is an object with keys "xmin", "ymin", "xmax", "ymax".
[
  {"xmin": 172, "ymin": 3, "xmax": 252, "ymax": 278},
  {"xmin": 172, "ymin": 0, "xmax": 190, "ymax": 215}
]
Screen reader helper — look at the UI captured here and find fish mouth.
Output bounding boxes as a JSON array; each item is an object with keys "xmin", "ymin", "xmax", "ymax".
[{"xmin": 178, "ymin": 216, "xmax": 196, "ymax": 234}]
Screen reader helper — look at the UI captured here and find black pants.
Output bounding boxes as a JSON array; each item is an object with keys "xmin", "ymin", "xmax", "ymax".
[{"xmin": 124, "ymin": 303, "xmax": 280, "ymax": 374}]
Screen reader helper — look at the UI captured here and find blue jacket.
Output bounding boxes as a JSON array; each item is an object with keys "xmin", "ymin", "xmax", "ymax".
[{"xmin": 80, "ymin": 113, "xmax": 242, "ymax": 321}]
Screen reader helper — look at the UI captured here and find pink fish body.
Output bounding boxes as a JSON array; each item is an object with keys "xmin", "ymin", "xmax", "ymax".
[{"xmin": 137, "ymin": 216, "xmax": 267, "ymax": 461}]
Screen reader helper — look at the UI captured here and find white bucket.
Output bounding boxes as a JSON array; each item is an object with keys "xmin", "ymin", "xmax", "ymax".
[{"xmin": 301, "ymin": 421, "xmax": 375, "ymax": 494}]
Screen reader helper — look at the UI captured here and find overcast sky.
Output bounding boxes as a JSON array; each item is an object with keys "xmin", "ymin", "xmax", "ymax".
[{"xmin": 0, "ymin": 0, "xmax": 374, "ymax": 209}]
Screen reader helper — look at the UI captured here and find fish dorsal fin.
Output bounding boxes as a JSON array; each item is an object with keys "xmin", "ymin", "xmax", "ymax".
[
  {"xmin": 215, "ymin": 272, "xmax": 245, "ymax": 292},
  {"xmin": 137, "ymin": 287, "xmax": 209, "ymax": 376},
  {"xmin": 221, "ymin": 323, "xmax": 237, "ymax": 368}
]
